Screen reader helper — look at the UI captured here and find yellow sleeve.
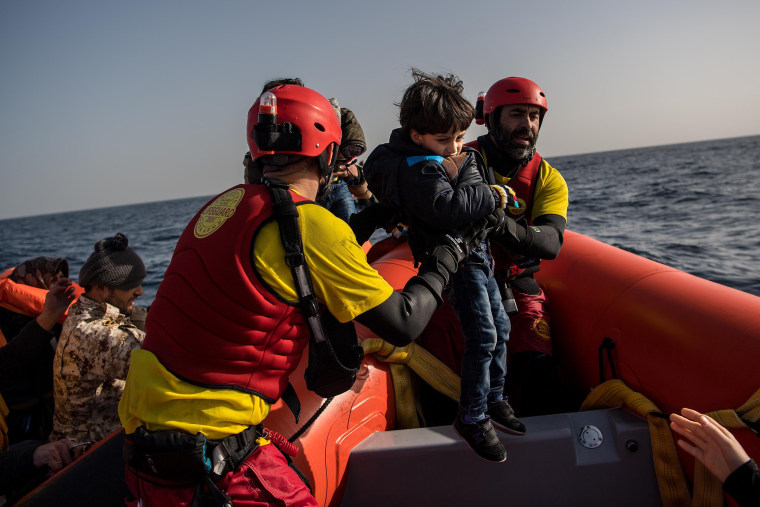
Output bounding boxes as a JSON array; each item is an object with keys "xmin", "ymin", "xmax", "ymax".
[
  {"xmin": 253, "ymin": 203, "xmax": 394, "ymax": 323},
  {"xmin": 532, "ymin": 159, "xmax": 569, "ymax": 221}
]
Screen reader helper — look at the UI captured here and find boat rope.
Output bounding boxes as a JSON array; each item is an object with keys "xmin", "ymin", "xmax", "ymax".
[
  {"xmin": 360, "ymin": 338, "xmax": 461, "ymax": 429},
  {"xmin": 581, "ymin": 379, "xmax": 760, "ymax": 507},
  {"xmin": 0, "ymin": 394, "xmax": 9, "ymax": 452},
  {"xmin": 597, "ymin": 337, "xmax": 617, "ymax": 383},
  {"xmin": 288, "ymin": 397, "xmax": 333, "ymax": 443}
]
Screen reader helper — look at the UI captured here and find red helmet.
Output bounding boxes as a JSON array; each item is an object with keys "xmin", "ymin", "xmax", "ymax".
[
  {"xmin": 482, "ymin": 77, "xmax": 548, "ymax": 128},
  {"xmin": 247, "ymin": 85, "xmax": 342, "ymax": 163}
]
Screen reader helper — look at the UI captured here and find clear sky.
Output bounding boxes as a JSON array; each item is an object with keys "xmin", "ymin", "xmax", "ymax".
[{"xmin": 1, "ymin": 0, "xmax": 758, "ymax": 220}]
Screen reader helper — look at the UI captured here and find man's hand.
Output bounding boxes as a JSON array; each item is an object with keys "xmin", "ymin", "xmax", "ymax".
[
  {"xmin": 449, "ymin": 217, "xmax": 489, "ymax": 252},
  {"xmin": 32, "ymin": 439, "xmax": 75, "ymax": 473},
  {"xmin": 36, "ymin": 278, "xmax": 76, "ymax": 331},
  {"xmin": 409, "ymin": 233, "xmax": 470, "ymax": 306},
  {"xmin": 428, "ymin": 233, "xmax": 469, "ymax": 273},
  {"xmin": 348, "ymin": 204, "xmax": 399, "ymax": 245}
]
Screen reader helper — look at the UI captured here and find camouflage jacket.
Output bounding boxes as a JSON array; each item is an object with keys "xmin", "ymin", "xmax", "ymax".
[{"xmin": 50, "ymin": 296, "xmax": 145, "ymax": 443}]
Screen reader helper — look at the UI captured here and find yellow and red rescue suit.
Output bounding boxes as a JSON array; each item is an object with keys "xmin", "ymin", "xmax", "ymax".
[
  {"xmin": 120, "ymin": 183, "xmax": 393, "ymax": 439},
  {"xmin": 465, "ymin": 137, "xmax": 568, "ymax": 356},
  {"xmin": 119, "ymin": 183, "xmax": 397, "ymax": 505}
]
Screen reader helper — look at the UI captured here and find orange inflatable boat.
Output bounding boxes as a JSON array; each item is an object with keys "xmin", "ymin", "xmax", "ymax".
[{"xmin": 15, "ymin": 230, "xmax": 760, "ymax": 506}]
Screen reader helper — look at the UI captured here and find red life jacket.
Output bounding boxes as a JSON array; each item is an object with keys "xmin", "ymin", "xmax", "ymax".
[
  {"xmin": 141, "ymin": 184, "xmax": 310, "ymax": 403},
  {"xmin": 465, "ymin": 140, "xmax": 543, "ymax": 277}
]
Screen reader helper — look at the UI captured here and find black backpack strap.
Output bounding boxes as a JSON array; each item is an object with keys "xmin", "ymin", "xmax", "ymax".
[
  {"xmin": 262, "ymin": 178, "xmax": 362, "ymax": 400},
  {"xmin": 263, "ymin": 178, "xmax": 330, "ymax": 347}
]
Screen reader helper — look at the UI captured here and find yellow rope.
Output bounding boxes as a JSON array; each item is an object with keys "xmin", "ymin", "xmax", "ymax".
[
  {"xmin": 581, "ymin": 379, "xmax": 691, "ymax": 507},
  {"xmin": 361, "ymin": 338, "xmax": 461, "ymax": 429},
  {"xmin": 0, "ymin": 393, "xmax": 9, "ymax": 452},
  {"xmin": 581, "ymin": 380, "xmax": 760, "ymax": 507}
]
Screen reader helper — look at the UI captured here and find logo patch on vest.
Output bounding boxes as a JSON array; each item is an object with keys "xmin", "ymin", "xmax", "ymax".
[
  {"xmin": 193, "ymin": 188, "xmax": 244, "ymax": 239},
  {"xmin": 533, "ymin": 318, "xmax": 551, "ymax": 341}
]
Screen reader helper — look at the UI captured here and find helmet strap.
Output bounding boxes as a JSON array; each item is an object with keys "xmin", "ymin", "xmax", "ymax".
[{"xmin": 316, "ymin": 143, "xmax": 339, "ymax": 180}]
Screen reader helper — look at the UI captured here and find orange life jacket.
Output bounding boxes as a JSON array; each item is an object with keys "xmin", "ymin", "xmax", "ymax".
[{"xmin": 0, "ymin": 270, "xmax": 84, "ymax": 346}]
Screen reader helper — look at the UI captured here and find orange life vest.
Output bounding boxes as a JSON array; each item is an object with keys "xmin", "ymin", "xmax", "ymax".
[{"xmin": 0, "ymin": 270, "xmax": 84, "ymax": 346}]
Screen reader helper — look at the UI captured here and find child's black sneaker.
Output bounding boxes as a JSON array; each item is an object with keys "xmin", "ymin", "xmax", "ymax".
[
  {"xmin": 487, "ymin": 398, "xmax": 526, "ymax": 435},
  {"xmin": 453, "ymin": 412, "xmax": 507, "ymax": 463}
]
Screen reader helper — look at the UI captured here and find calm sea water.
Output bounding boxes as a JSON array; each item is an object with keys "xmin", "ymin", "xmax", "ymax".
[{"xmin": 1, "ymin": 135, "xmax": 758, "ymax": 304}]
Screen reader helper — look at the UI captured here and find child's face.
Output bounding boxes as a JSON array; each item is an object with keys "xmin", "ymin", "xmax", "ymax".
[{"xmin": 410, "ymin": 128, "xmax": 467, "ymax": 157}]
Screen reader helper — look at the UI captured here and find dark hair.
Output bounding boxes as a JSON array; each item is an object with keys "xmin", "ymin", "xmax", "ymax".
[
  {"xmin": 397, "ymin": 69, "xmax": 474, "ymax": 135},
  {"xmin": 261, "ymin": 77, "xmax": 304, "ymax": 95}
]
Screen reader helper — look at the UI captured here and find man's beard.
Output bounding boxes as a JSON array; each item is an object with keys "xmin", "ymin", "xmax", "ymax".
[
  {"xmin": 106, "ymin": 296, "xmax": 133, "ymax": 316},
  {"xmin": 494, "ymin": 126, "xmax": 538, "ymax": 161},
  {"xmin": 315, "ymin": 173, "xmax": 333, "ymax": 203}
]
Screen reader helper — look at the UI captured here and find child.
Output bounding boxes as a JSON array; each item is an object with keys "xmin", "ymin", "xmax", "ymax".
[{"xmin": 363, "ymin": 69, "xmax": 525, "ymax": 462}]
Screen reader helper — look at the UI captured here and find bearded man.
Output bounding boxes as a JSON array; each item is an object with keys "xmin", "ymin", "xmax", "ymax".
[
  {"xmin": 466, "ymin": 77, "xmax": 569, "ymax": 417},
  {"xmin": 51, "ymin": 233, "xmax": 146, "ymax": 443}
]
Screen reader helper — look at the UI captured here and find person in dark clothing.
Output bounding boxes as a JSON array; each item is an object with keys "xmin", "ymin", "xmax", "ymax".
[
  {"xmin": 364, "ymin": 69, "xmax": 525, "ymax": 463},
  {"xmin": 1, "ymin": 276, "xmax": 78, "ymax": 502},
  {"xmin": 0, "ymin": 257, "xmax": 77, "ymax": 443},
  {"xmin": 670, "ymin": 408, "xmax": 759, "ymax": 507}
]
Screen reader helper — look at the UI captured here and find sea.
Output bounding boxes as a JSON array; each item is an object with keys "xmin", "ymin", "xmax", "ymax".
[{"xmin": 1, "ymin": 135, "xmax": 758, "ymax": 305}]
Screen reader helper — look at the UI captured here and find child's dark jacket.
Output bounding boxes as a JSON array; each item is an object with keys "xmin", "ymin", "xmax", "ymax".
[{"xmin": 364, "ymin": 128, "xmax": 497, "ymax": 260}]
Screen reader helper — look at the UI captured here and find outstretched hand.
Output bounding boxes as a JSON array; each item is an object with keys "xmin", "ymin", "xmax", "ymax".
[
  {"xmin": 669, "ymin": 408, "xmax": 751, "ymax": 482},
  {"xmin": 36, "ymin": 278, "xmax": 76, "ymax": 331}
]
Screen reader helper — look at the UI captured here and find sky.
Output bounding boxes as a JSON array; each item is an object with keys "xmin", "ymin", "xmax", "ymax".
[{"xmin": 1, "ymin": 0, "xmax": 758, "ymax": 220}]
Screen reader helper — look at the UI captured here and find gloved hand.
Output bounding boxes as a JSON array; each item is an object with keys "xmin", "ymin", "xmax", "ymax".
[
  {"xmin": 348, "ymin": 204, "xmax": 399, "ymax": 245},
  {"xmin": 484, "ymin": 208, "xmax": 510, "ymax": 237},
  {"xmin": 416, "ymin": 233, "xmax": 469, "ymax": 297},
  {"xmin": 487, "ymin": 209, "xmax": 528, "ymax": 249},
  {"xmin": 490, "ymin": 185, "xmax": 520, "ymax": 210},
  {"xmin": 452, "ymin": 216, "xmax": 489, "ymax": 251}
]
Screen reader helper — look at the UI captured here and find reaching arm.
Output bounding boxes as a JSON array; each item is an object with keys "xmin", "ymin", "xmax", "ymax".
[
  {"xmin": 670, "ymin": 408, "xmax": 759, "ymax": 507},
  {"xmin": 490, "ymin": 212, "xmax": 566, "ymax": 260},
  {"xmin": 354, "ymin": 234, "xmax": 467, "ymax": 345},
  {"xmin": 0, "ymin": 279, "xmax": 74, "ymax": 384},
  {"xmin": 669, "ymin": 408, "xmax": 750, "ymax": 482}
]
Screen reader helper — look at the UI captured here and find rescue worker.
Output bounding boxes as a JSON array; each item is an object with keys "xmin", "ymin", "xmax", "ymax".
[
  {"xmin": 466, "ymin": 77, "xmax": 569, "ymax": 416},
  {"xmin": 118, "ymin": 84, "xmax": 471, "ymax": 506}
]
